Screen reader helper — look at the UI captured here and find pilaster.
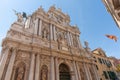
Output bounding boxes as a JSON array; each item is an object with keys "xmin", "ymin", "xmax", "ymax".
[
  {"xmin": 83, "ymin": 63, "xmax": 90, "ymax": 80},
  {"xmin": 0, "ymin": 48, "xmax": 10, "ymax": 79},
  {"xmin": 34, "ymin": 18, "xmax": 39, "ymax": 34},
  {"xmin": 50, "ymin": 24, "xmax": 53, "ymax": 40},
  {"xmin": 39, "ymin": 19, "xmax": 42, "ymax": 36},
  {"xmin": 4, "ymin": 48, "xmax": 17, "ymax": 80},
  {"xmin": 73, "ymin": 61, "xmax": 79, "ymax": 80},
  {"xmin": 55, "ymin": 57, "xmax": 59, "ymax": 80},
  {"xmin": 28, "ymin": 53, "xmax": 35, "ymax": 80},
  {"xmin": 35, "ymin": 54, "xmax": 40, "ymax": 80},
  {"xmin": 50, "ymin": 56, "xmax": 55, "ymax": 80}
]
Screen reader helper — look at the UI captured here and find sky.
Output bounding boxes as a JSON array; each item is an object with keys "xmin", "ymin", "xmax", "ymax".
[{"xmin": 0, "ymin": 0, "xmax": 120, "ymax": 58}]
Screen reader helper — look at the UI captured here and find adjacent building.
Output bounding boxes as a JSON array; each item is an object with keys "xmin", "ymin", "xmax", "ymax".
[
  {"xmin": 102, "ymin": 0, "xmax": 120, "ymax": 28},
  {"xmin": 0, "ymin": 6, "xmax": 99, "ymax": 80},
  {"xmin": 92, "ymin": 48, "xmax": 118, "ymax": 80}
]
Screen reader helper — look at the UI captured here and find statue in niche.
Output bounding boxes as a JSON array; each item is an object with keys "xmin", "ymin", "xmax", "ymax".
[
  {"xmin": 57, "ymin": 32, "xmax": 65, "ymax": 49},
  {"xmin": 42, "ymin": 28, "xmax": 48, "ymax": 39},
  {"xmin": 73, "ymin": 36, "xmax": 78, "ymax": 47},
  {"xmin": 16, "ymin": 66, "xmax": 25, "ymax": 80},
  {"xmin": 41, "ymin": 65, "xmax": 48, "ymax": 80}
]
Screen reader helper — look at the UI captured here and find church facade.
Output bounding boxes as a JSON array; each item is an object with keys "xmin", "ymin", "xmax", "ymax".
[{"xmin": 0, "ymin": 6, "xmax": 99, "ymax": 80}]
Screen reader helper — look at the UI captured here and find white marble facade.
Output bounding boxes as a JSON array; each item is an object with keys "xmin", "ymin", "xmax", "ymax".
[{"xmin": 0, "ymin": 6, "xmax": 99, "ymax": 80}]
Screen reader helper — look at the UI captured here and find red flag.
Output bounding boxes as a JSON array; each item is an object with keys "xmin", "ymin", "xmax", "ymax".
[{"xmin": 105, "ymin": 34, "xmax": 117, "ymax": 42}]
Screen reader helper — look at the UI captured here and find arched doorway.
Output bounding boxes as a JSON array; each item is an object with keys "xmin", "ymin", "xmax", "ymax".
[{"xmin": 59, "ymin": 63, "xmax": 71, "ymax": 80}]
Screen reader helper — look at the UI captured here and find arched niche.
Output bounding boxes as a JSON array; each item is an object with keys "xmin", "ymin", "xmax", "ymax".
[{"xmin": 59, "ymin": 63, "xmax": 71, "ymax": 80}]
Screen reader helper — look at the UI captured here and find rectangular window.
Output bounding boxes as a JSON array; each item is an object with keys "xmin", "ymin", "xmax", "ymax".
[{"xmin": 103, "ymin": 71, "xmax": 108, "ymax": 79}]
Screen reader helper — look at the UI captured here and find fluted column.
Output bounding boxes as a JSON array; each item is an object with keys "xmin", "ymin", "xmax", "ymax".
[
  {"xmin": 55, "ymin": 57, "xmax": 59, "ymax": 80},
  {"xmin": 67, "ymin": 32, "xmax": 71, "ymax": 46},
  {"xmin": 0, "ymin": 48, "xmax": 10, "ymax": 79},
  {"xmin": 70, "ymin": 33, "xmax": 73, "ymax": 46},
  {"xmin": 50, "ymin": 24, "xmax": 53, "ymax": 40},
  {"xmin": 4, "ymin": 49, "xmax": 17, "ymax": 80},
  {"xmin": 39, "ymin": 19, "xmax": 42, "ymax": 36},
  {"xmin": 83, "ymin": 63, "xmax": 90, "ymax": 80},
  {"xmin": 28, "ymin": 53, "xmax": 35, "ymax": 80},
  {"xmin": 92, "ymin": 65, "xmax": 99, "ymax": 80},
  {"xmin": 34, "ymin": 18, "xmax": 39, "ymax": 34},
  {"xmin": 35, "ymin": 54, "xmax": 40, "ymax": 80},
  {"xmin": 53, "ymin": 26, "xmax": 57, "ymax": 41},
  {"xmin": 77, "ymin": 36, "xmax": 82, "ymax": 48},
  {"xmin": 50, "ymin": 56, "xmax": 55, "ymax": 80},
  {"xmin": 73, "ymin": 61, "xmax": 79, "ymax": 80},
  {"xmin": 86, "ymin": 65, "xmax": 93, "ymax": 80},
  {"xmin": 85, "ymin": 64, "xmax": 92, "ymax": 80},
  {"xmin": 76, "ymin": 62, "xmax": 81, "ymax": 80}
]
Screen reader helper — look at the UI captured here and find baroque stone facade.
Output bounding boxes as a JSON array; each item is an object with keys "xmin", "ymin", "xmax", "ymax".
[
  {"xmin": 102, "ymin": 0, "xmax": 120, "ymax": 28},
  {"xmin": 0, "ymin": 6, "xmax": 99, "ymax": 80}
]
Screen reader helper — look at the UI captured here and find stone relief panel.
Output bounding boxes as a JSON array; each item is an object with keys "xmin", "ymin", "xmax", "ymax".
[
  {"xmin": 72, "ymin": 35, "xmax": 78, "ymax": 48},
  {"xmin": 40, "ymin": 55, "xmax": 51, "ymax": 67},
  {"xmin": 14, "ymin": 62, "xmax": 26, "ymax": 80},
  {"xmin": 7, "ymin": 30, "xmax": 31, "ymax": 43},
  {"xmin": 41, "ymin": 21, "xmax": 50, "ymax": 40},
  {"xmin": 40, "ymin": 65, "xmax": 48, "ymax": 80},
  {"xmin": 48, "ymin": 12, "xmax": 63, "ymax": 25},
  {"xmin": 56, "ymin": 28, "xmax": 68, "ymax": 50}
]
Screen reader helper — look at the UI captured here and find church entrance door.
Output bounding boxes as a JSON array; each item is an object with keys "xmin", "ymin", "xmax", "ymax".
[{"xmin": 59, "ymin": 63, "xmax": 71, "ymax": 80}]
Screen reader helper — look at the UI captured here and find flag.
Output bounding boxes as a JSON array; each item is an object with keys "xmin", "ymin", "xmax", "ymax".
[{"xmin": 105, "ymin": 34, "xmax": 117, "ymax": 42}]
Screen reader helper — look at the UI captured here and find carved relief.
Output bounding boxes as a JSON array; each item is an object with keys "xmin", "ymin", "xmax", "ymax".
[
  {"xmin": 42, "ymin": 28, "xmax": 49, "ymax": 39},
  {"xmin": 56, "ymin": 28, "xmax": 68, "ymax": 50},
  {"xmin": 72, "ymin": 35, "xmax": 78, "ymax": 47},
  {"xmin": 40, "ymin": 65, "xmax": 48, "ymax": 80},
  {"xmin": 41, "ymin": 22, "xmax": 50, "ymax": 40},
  {"xmin": 14, "ymin": 62, "xmax": 26, "ymax": 80},
  {"xmin": 40, "ymin": 55, "xmax": 51, "ymax": 66}
]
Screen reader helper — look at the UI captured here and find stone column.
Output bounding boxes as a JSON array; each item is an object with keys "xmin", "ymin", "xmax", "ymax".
[
  {"xmin": 4, "ymin": 49, "xmax": 17, "ymax": 80},
  {"xmin": 35, "ymin": 54, "xmax": 40, "ymax": 80},
  {"xmin": 67, "ymin": 32, "xmax": 71, "ymax": 46},
  {"xmin": 73, "ymin": 61, "xmax": 79, "ymax": 80},
  {"xmin": 77, "ymin": 36, "xmax": 82, "ymax": 48},
  {"xmin": 50, "ymin": 24, "xmax": 53, "ymax": 40},
  {"xmin": 76, "ymin": 62, "xmax": 81, "ymax": 80},
  {"xmin": 34, "ymin": 18, "xmax": 39, "ymax": 34},
  {"xmin": 50, "ymin": 56, "xmax": 55, "ymax": 80},
  {"xmin": 85, "ymin": 63, "xmax": 92, "ymax": 80},
  {"xmin": 55, "ymin": 57, "xmax": 59, "ymax": 80},
  {"xmin": 53, "ymin": 26, "xmax": 57, "ymax": 41},
  {"xmin": 39, "ymin": 19, "xmax": 42, "ymax": 36},
  {"xmin": 83, "ymin": 63, "xmax": 90, "ymax": 80},
  {"xmin": 28, "ymin": 53, "xmax": 35, "ymax": 80},
  {"xmin": 70, "ymin": 33, "xmax": 73, "ymax": 46},
  {"xmin": 0, "ymin": 48, "xmax": 10, "ymax": 79},
  {"xmin": 92, "ymin": 65, "xmax": 99, "ymax": 80}
]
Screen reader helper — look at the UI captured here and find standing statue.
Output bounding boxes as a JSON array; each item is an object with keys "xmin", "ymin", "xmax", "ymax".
[
  {"xmin": 84, "ymin": 41, "xmax": 89, "ymax": 48},
  {"xmin": 42, "ymin": 28, "xmax": 48, "ymax": 39},
  {"xmin": 41, "ymin": 65, "xmax": 48, "ymax": 80},
  {"xmin": 16, "ymin": 67, "xmax": 25, "ymax": 80},
  {"xmin": 13, "ymin": 10, "xmax": 27, "ymax": 23},
  {"xmin": 15, "ymin": 12, "xmax": 23, "ymax": 23}
]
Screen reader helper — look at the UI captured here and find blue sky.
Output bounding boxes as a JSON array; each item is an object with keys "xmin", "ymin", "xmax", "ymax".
[{"xmin": 0, "ymin": 0, "xmax": 120, "ymax": 58}]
